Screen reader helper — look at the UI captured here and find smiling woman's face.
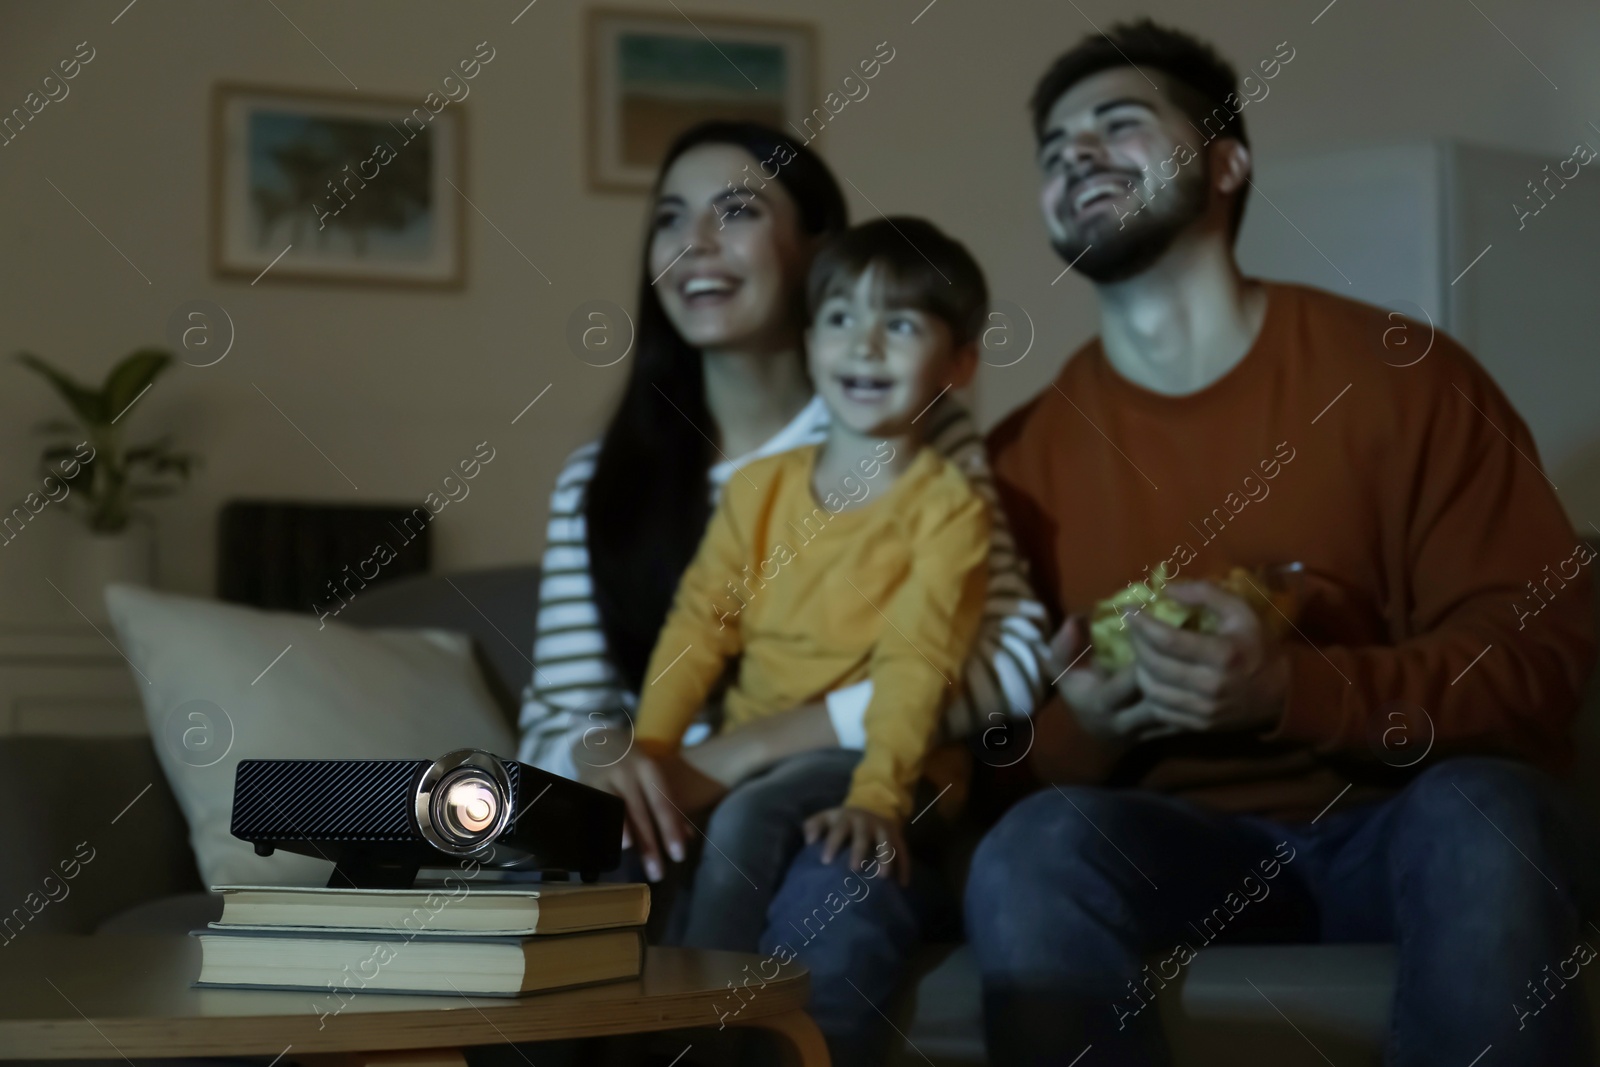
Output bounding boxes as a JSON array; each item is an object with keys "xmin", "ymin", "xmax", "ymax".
[{"xmin": 648, "ymin": 144, "xmax": 811, "ymax": 353}]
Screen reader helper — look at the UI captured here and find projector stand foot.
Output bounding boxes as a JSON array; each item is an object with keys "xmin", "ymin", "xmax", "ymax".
[{"xmin": 327, "ymin": 857, "xmax": 422, "ymax": 889}]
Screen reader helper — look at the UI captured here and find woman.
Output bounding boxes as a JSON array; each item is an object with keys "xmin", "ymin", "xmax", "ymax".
[{"xmin": 516, "ymin": 121, "xmax": 1048, "ymax": 1061}]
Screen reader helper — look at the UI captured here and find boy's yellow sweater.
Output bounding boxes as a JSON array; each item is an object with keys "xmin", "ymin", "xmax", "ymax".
[{"xmin": 633, "ymin": 443, "xmax": 990, "ymax": 819}]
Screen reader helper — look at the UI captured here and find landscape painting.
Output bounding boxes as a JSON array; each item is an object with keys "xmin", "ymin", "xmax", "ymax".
[
  {"xmin": 588, "ymin": 10, "xmax": 814, "ymax": 191},
  {"xmin": 212, "ymin": 85, "xmax": 464, "ymax": 287}
]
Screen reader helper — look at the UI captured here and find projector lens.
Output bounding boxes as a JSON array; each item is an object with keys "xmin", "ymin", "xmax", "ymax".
[
  {"xmin": 441, "ymin": 775, "xmax": 499, "ymax": 836},
  {"xmin": 415, "ymin": 750, "xmax": 513, "ymax": 856}
]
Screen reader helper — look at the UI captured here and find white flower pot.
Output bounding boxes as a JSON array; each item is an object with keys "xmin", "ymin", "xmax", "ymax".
[{"xmin": 60, "ymin": 522, "xmax": 156, "ymax": 621}]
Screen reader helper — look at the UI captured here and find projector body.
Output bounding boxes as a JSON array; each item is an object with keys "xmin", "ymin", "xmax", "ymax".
[{"xmin": 230, "ymin": 750, "xmax": 624, "ymax": 888}]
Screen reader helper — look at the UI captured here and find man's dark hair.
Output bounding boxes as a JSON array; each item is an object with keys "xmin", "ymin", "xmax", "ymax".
[
  {"xmin": 807, "ymin": 217, "xmax": 989, "ymax": 349},
  {"xmin": 1030, "ymin": 19, "xmax": 1251, "ymax": 236}
]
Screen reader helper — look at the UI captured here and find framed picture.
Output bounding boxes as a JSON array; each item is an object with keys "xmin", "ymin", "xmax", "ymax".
[
  {"xmin": 211, "ymin": 84, "xmax": 465, "ymax": 287},
  {"xmin": 587, "ymin": 8, "xmax": 815, "ymax": 192}
]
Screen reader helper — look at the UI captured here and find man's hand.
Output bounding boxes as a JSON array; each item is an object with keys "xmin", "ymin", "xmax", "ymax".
[
  {"xmin": 1050, "ymin": 615, "xmax": 1174, "ymax": 746},
  {"xmin": 572, "ymin": 729, "xmax": 690, "ymax": 883},
  {"xmin": 1125, "ymin": 580, "xmax": 1289, "ymax": 733},
  {"xmin": 802, "ymin": 806, "xmax": 910, "ymax": 886}
]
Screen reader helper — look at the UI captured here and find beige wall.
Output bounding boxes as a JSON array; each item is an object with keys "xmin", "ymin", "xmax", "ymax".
[{"xmin": 2, "ymin": 0, "xmax": 1597, "ymax": 621}]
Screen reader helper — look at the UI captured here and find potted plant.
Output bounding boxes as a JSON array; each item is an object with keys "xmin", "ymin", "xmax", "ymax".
[{"xmin": 16, "ymin": 348, "xmax": 197, "ymax": 615}]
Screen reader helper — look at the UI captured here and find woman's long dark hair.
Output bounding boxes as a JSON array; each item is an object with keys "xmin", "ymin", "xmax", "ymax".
[{"xmin": 584, "ymin": 122, "xmax": 848, "ymax": 692}]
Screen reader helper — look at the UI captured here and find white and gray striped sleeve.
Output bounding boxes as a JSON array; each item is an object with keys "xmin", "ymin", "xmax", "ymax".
[
  {"xmin": 925, "ymin": 398, "xmax": 1053, "ymax": 737},
  {"xmin": 516, "ymin": 442, "xmax": 636, "ymax": 780}
]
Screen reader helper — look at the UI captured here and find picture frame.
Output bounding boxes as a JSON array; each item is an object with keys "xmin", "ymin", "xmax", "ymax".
[
  {"xmin": 210, "ymin": 83, "xmax": 466, "ymax": 288},
  {"xmin": 586, "ymin": 8, "xmax": 816, "ymax": 192}
]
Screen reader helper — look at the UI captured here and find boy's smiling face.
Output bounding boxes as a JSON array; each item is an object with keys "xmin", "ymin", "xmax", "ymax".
[{"xmin": 807, "ymin": 265, "xmax": 977, "ymax": 439}]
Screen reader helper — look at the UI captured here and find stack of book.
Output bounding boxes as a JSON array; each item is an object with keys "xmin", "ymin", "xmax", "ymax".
[{"xmin": 194, "ymin": 879, "xmax": 649, "ymax": 997}]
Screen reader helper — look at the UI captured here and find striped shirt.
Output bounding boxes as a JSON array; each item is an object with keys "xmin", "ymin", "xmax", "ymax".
[{"xmin": 517, "ymin": 395, "xmax": 1051, "ymax": 781}]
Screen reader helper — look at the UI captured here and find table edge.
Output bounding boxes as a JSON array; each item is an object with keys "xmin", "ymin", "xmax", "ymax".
[{"xmin": 0, "ymin": 973, "xmax": 811, "ymax": 1058}]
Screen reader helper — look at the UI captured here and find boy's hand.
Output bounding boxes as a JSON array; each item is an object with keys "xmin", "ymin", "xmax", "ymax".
[{"xmin": 802, "ymin": 806, "xmax": 910, "ymax": 886}]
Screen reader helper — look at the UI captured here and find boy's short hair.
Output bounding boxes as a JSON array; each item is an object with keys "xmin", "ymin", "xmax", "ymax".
[{"xmin": 807, "ymin": 217, "xmax": 988, "ymax": 349}]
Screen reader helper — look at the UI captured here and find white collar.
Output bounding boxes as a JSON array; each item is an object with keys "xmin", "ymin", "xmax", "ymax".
[{"xmin": 707, "ymin": 394, "xmax": 830, "ymax": 483}]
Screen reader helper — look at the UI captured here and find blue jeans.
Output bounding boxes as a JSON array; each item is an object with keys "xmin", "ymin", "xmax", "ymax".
[
  {"xmin": 671, "ymin": 748, "xmax": 955, "ymax": 1066},
  {"xmin": 681, "ymin": 748, "xmax": 861, "ymax": 951},
  {"xmin": 689, "ymin": 748, "xmax": 956, "ymax": 1067},
  {"xmin": 757, "ymin": 839, "xmax": 952, "ymax": 1067},
  {"xmin": 966, "ymin": 757, "xmax": 1599, "ymax": 1066}
]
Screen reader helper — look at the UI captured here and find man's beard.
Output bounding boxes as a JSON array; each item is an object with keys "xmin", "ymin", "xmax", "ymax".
[{"xmin": 1051, "ymin": 160, "xmax": 1209, "ymax": 284}]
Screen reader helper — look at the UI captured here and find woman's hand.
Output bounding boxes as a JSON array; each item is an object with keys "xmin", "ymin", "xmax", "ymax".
[
  {"xmin": 802, "ymin": 806, "xmax": 910, "ymax": 886},
  {"xmin": 572, "ymin": 729, "xmax": 690, "ymax": 883}
]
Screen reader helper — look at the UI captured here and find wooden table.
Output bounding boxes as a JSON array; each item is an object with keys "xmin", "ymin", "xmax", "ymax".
[{"xmin": 0, "ymin": 935, "xmax": 828, "ymax": 1066}]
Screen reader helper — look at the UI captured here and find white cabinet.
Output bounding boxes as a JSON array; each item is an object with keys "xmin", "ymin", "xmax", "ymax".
[
  {"xmin": 0, "ymin": 523, "xmax": 147, "ymax": 736},
  {"xmin": 0, "ymin": 626, "xmax": 146, "ymax": 737}
]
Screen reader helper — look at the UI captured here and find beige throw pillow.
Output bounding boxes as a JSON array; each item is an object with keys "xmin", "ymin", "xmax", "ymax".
[{"xmin": 104, "ymin": 583, "xmax": 516, "ymax": 888}]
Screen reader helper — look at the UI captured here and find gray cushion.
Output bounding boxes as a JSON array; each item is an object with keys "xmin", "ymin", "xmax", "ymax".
[
  {"xmin": 0, "ymin": 736, "xmax": 198, "ymax": 937},
  {"xmin": 338, "ymin": 565, "xmax": 539, "ymax": 721},
  {"xmin": 901, "ymin": 943, "xmax": 1395, "ymax": 1065},
  {"xmin": 96, "ymin": 891, "xmax": 223, "ymax": 936},
  {"xmin": 1180, "ymin": 943, "xmax": 1395, "ymax": 1042},
  {"xmin": 901, "ymin": 944, "xmax": 985, "ymax": 1061}
]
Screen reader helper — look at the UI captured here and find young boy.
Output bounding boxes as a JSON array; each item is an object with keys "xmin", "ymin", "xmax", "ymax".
[{"xmin": 633, "ymin": 216, "xmax": 992, "ymax": 906}]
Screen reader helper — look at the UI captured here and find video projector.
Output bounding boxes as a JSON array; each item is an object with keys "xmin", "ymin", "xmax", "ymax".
[{"xmin": 230, "ymin": 749, "xmax": 624, "ymax": 889}]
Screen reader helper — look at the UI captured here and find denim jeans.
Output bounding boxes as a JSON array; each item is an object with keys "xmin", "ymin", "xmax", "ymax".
[
  {"xmin": 674, "ymin": 747, "xmax": 957, "ymax": 1067},
  {"xmin": 965, "ymin": 757, "xmax": 1599, "ymax": 1066},
  {"xmin": 680, "ymin": 748, "xmax": 862, "ymax": 951},
  {"xmin": 472, "ymin": 749, "xmax": 939, "ymax": 1067},
  {"xmin": 755, "ymin": 839, "xmax": 953, "ymax": 1067}
]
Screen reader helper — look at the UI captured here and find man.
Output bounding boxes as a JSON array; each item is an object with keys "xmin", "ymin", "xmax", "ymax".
[{"xmin": 970, "ymin": 19, "xmax": 1598, "ymax": 1066}]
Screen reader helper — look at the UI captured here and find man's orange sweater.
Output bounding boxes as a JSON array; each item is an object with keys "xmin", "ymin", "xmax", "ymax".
[{"xmin": 988, "ymin": 282, "xmax": 1595, "ymax": 821}]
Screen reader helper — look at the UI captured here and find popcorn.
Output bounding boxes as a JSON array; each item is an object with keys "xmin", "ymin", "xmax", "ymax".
[{"xmin": 1089, "ymin": 565, "xmax": 1288, "ymax": 672}]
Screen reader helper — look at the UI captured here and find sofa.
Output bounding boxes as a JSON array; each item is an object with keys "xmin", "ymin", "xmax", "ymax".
[{"xmin": 7, "ymin": 562, "xmax": 1599, "ymax": 1067}]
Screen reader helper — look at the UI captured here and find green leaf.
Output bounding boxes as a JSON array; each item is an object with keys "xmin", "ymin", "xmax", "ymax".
[
  {"xmin": 39, "ymin": 445, "xmax": 91, "ymax": 466},
  {"xmin": 31, "ymin": 418, "xmax": 79, "ymax": 436},
  {"xmin": 102, "ymin": 349, "xmax": 172, "ymax": 424},
  {"xmin": 134, "ymin": 459, "xmax": 194, "ymax": 480},
  {"xmin": 125, "ymin": 440, "xmax": 197, "ymax": 480},
  {"xmin": 123, "ymin": 435, "xmax": 174, "ymax": 462},
  {"xmin": 15, "ymin": 353, "xmax": 104, "ymax": 425}
]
